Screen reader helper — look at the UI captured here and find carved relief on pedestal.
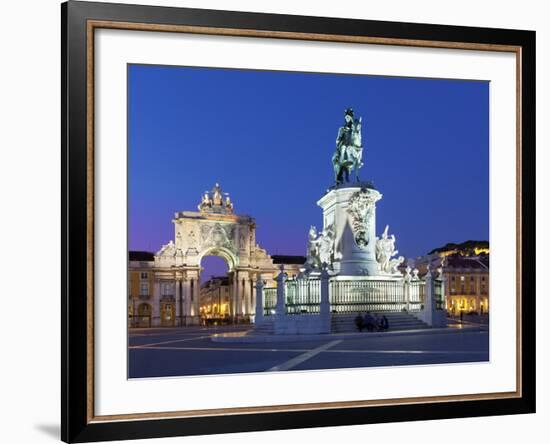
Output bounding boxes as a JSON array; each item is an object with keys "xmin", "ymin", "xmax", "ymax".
[{"xmin": 346, "ymin": 188, "xmax": 381, "ymax": 249}]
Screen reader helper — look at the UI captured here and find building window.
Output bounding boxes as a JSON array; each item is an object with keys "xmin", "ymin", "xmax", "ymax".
[
  {"xmin": 140, "ymin": 282, "xmax": 149, "ymax": 296},
  {"xmin": 162, "ymin": 282, "xmax": 173, "ymax": 296},
  {"xmin": 140, "ymin": 272, "xmax": 148, "ymax": 279}
]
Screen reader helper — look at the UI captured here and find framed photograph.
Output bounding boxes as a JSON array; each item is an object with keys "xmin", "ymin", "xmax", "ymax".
[{"xmin": 62, "ymin": 1, "xmax": 535, "ymax": 442}]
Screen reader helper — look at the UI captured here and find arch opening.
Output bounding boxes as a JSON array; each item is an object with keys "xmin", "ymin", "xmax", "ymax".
[
  {"xmin": 198, "ymin": 246, "xmax": 238, "ymax": 271},
  {"xmin": 199, "ymin": 254, "xmax": 233, "ymax": 324},
  {"xmin": 136, "ymin": 303, "xmax": 152, "ymax": 328}
]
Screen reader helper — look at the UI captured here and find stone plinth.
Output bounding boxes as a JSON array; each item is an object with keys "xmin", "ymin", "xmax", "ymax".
[
  {"xmin": 318, "ymin": 184, "xmax": 382, "ymax": 276},
  {"xmin": 273, "ymin": 314, "xmax": 331, "ymax": 335}
]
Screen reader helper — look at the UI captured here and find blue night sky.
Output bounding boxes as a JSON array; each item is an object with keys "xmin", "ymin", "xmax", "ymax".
[{"xmin": 128, "ymin": 64, "xmax": 489, "ymax": 278}]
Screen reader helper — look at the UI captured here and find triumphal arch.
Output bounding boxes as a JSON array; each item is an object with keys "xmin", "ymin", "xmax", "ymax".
[{"xmin": 152, "ymin": 183, "xmax": 276, "ymax": 325}]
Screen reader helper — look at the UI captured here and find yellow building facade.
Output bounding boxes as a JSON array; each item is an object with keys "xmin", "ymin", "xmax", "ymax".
[
  {"xmin": 198, "ymin": 255, "xmax": 306, "ymax": 322},
  {"xmin": 413, "ymin": 253, "xmax": 489, "ymax": 315},
  {"xmin": 445, "ymin": 268, "xmax": 489, "ymax": 315},
  {"xmin": 128, "ymin": 251, "xmax": 157, "ymax": 327},
  {"xmin": 129, "ymin": 250, "xmax": 307, "ymax": 327}
]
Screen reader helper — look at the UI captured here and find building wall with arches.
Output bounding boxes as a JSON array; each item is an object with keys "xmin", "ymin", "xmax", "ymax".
[
  {"xmin": 413, "ymin": 253, "xmax": 490, "ymax": 316},
  {"xmin": 128, "ymin": 184, "xmax": 306, "ymax": 327}
]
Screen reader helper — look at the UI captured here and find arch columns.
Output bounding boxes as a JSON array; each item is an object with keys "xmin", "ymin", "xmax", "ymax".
[
  {"xmin": 178, "ymin": 267, "xmax": 201, "ymax": 326},
  {"xmin": 233, "ymin": 269, "xmax": 253, "ymax": 321},
  {"xmin": 152, "ymin": 278, "xmax": 161, "ymax": 327},
  {"xmin": 239, "ymin": 271, "xmax": 250, "ymax": 318},
  {"xmin": 234, "ymin": 271, "xmax": 243, "ymax": 321},
  {"xmin": 174, "ymin": 271, "xmax": 182, "ymax": 327},
  {"xmin": 183, "ymin": 276, "xmax": 192, "ymax": 325},
  {"xmin": 227, "ymin": 271, "xmax": 236, "ymax": 320},
  {"xmin": 186, "ymin": 269, "xmax": 200, "ymax": 325},
  {"xmin": 243, "ymin": 273, "xmax": 252, "ymax": 317},
  {"xmin": 247, "ymin": 276, "xmax": 254, "ymax": 316}
]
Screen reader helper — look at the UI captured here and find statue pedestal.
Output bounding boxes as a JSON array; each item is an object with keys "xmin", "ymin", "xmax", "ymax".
[{"xmin": 317, "ymin": 184, "xmax": 382, "ymax": 276}]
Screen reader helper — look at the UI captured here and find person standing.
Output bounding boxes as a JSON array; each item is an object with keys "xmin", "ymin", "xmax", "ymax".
[
  {"xmin": 364, "ymin": 312, "xmax": 374, "ymax": 332},
  {"xmin": 381, "ymin": 315, "xmax": 389, "ymax": 331},
  {"xmin": 373, "ymin": 313, "xmax": 380, "ymax": 331},
  {"xmin": 354, "ymin": 313, "xmax": 365, "ymax": 332}
]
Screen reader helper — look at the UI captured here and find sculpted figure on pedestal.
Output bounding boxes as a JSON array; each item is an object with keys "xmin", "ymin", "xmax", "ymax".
[
  {"xmin": 306, "ymin": 226, "xmax": 320, "ymax": 268},
  {"xmin": 375, "ymin": 225, "xmax": 403, "ymax": 274},
  {"xmin": 225, "ymin": 195, "xmax": 233, "ymax": 212},
  {"xmin": 212, "ymin": 183, "xmax": 223, "ymax": 205},
  {"xmin": 332, "ymin": 108, "xmax": 364, "ymax": 184},
  {"xmin": 199, "ymin": 192, "xmax": 211, "ymax": 210},
  {"xmin": 306, "ymin": 225, "xmax": 335, "ymax": 269},
  {"xmin": 389, "ymin": 255, "xmax": 405, "ymax": 274},
  {"xmin": 318, "ymin": 227, "xmax": 335, "ymax": 267}
]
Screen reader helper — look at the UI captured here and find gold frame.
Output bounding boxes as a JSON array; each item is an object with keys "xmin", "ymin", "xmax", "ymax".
[{"xmin": 85, "ymin": 20, "xmax": 523, "ymax": 423}]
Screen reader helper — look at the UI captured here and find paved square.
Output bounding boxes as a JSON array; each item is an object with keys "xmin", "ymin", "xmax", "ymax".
[{"xmin": 128, "ymin": 325, "xmax": 489, "ymax": 378}]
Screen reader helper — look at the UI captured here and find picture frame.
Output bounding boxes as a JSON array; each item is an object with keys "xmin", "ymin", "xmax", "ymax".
[{"xmin": 61, "ymin": 1, "xmax": 536, "ymax": 442}]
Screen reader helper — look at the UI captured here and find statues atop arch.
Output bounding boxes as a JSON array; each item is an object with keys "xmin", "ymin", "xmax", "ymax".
[{"xmin": 198, "ymin": 183, "xmax": 234, "ymax": 214}]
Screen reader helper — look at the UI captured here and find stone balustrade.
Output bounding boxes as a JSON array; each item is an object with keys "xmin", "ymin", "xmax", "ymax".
[{"xmin": 259, "ymin": 265, "xmax": 447, "ymax": 329}]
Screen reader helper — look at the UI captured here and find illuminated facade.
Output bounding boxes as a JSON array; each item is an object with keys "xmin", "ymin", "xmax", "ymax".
[
  {"xmin": 444, "ymin": 255, "xmax": 489, "ymax": 315},
  {"xmin": 413, "ymin": 253, "xmax": 489, "ymax": 315},
  {"xmin": 199, "ymin": 276, "xmax": 231, "ymax": 319},
  {"xmin": 128, "ymin": 184, "xmax": 307, "ymax": 327},
  {"xmin": 129, "ymin": 252, "xmax": 306, "ymax": 327},
  {"xmin": 128, "ymin": 252, "xmax": 155, "ymax": 328}
]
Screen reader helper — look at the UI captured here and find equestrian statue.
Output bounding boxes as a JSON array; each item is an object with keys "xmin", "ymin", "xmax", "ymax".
[{"xmin": 332, "ymin": 108, "xmax": 364, "ymax": 184}]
